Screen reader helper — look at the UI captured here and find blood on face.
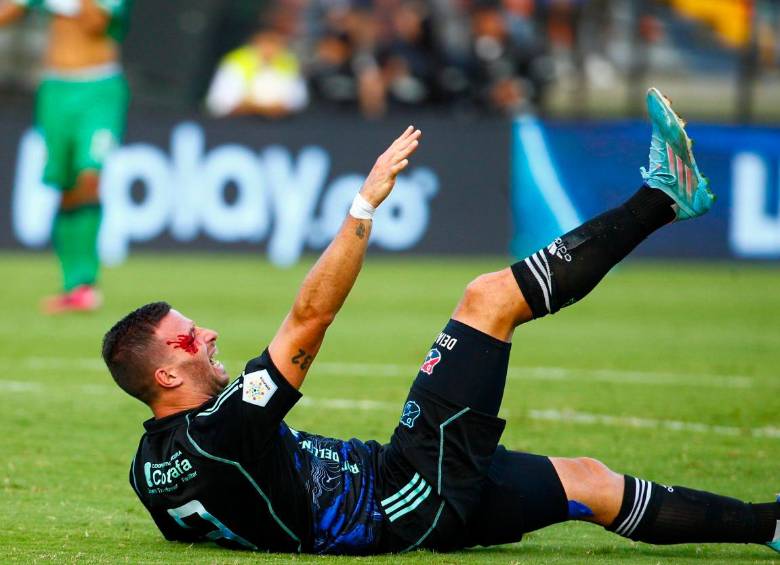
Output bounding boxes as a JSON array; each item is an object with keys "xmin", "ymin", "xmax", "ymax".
[{"xmin": 166, "ymin": 328, "xmax": 198, "ymax": 355}]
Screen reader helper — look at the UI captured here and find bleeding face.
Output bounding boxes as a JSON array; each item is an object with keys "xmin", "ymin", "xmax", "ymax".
[{"xmin": 155, "ymin": 309, "xmax": 230, "ymax": 395}]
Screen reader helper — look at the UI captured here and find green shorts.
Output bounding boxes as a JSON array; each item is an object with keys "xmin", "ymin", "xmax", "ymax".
[{"xmin": 35, "ymin": 71, "xmax": 129, "ymax": 190}]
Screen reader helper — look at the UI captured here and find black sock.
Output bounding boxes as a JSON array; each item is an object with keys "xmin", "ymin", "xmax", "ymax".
[
  {"xmin": 607, "ymin": 475, "xmax": 780, "ymax": 544},
  {"xmin": 511, "ymin": 186, "xmax": 675, "ymax": 318}
]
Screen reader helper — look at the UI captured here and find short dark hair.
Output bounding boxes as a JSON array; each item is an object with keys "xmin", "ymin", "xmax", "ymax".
[{"xmin": 102, "ymin": 301, "xmax": 172, "ymax": 403}]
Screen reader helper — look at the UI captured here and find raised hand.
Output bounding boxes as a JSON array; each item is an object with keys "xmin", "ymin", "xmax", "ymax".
[{"xmin": 359, "ymin": 126, "xmax": 422, "ymax": 208}]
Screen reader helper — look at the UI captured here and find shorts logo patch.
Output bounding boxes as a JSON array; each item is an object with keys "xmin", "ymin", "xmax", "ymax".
[
  {"xmin": 400, "ymin": 401, "xmax": 421, "ymax": 428},
  {"xmin": 419, "ymin": 348, "xmax": 442, "ymax": 375},
  {"xmin": 242, "ymin": 369, "xmax": 277, "ymax": 407}
]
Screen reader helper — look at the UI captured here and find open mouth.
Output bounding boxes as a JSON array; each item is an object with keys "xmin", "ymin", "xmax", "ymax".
[{"xmin": 208, "ymin": 346, "xmax": 224, "ymax": 371}]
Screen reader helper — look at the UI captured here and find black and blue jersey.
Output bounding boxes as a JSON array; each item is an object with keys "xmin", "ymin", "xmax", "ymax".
[
  {"xmin": 130, "ymin": 321, "xmax": 519, "ymax": 555},
  {"xmin": 290, "ymin": 429, "xmax": 384, "ymax": 553},
  {"xmin": 130, "ymin": 349, "xmax": 384, "ymax": 554}
]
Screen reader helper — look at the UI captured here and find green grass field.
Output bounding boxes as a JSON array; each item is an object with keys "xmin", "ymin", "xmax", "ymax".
[{"xmin": 1, "ymin": 252, "xmax": 778, "ymax": 564}]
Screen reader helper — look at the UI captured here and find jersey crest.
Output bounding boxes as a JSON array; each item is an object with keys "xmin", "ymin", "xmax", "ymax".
[
  {"xmin": 400, "ymin": 401, "xmax": 421, "ymax": 428},
  {"xmin": 419, "ymin": 348, "xmax": 442, "ymax": 375}
]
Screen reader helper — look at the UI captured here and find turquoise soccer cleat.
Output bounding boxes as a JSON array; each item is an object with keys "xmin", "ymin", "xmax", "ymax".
[
  {"xmin": 768, "ymin": 495, "xmax": 780, "ymax": 553},
  {"xmin": 640, "ymin": 87, "xmax": 715, "ymax": 221}
]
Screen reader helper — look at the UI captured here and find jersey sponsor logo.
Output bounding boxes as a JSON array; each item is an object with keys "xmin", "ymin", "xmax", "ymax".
[
  {"xmin": 242, "ymin": 369, "xmax": 277, "ymax": 407},
  {"xmin": 399, "ymin": 401, "xmax": 421, "ymax": 429},
  {"xmin": 143, "ymin": 451, "xmax": 198, "ymax": 494},
  {"xmin": 434, "ymin": 331, "xmax": 457, "ymax": 350},
  {"xmin": 420, "ymin": 348, "xmax": 442, "ymax": 375}
]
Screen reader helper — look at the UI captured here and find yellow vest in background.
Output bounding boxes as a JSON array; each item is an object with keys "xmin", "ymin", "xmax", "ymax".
[{"xmin": 668, "ymin": 0, "xmax": 751, "ymax": 48}]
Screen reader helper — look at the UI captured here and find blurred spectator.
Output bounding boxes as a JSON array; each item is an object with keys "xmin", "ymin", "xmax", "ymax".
[
  {"xmin": 205, "ymin": 0, "xmax": 556, "ymax": 118},
  {"xmin": 205, "ymin": 30, "xmax": 308, "ymax": 118},
  {"xmin": 379, "ymin": 1, "xmax": 443, "ymax": 107},
  {"xmin": 307, "ymin": 6, "xmax": 386, "ymax": 118},
  {"xmin": 468, "ymin": 2, "xmax": 549, "ymax": 114}
]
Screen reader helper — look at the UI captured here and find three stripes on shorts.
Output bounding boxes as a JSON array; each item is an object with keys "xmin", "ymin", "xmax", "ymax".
[{"xmin": 381, "ymin": 472, "xmax": 432, "ymax": 523}]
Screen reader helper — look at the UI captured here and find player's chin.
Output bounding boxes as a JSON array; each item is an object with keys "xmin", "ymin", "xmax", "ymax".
[{"xmin": 212, "ymin": 362, "xmax": 229, "ymax": 387}]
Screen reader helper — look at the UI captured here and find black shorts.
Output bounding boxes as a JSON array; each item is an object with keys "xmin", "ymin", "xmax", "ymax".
[
  {"xmin": 375, "ymin": 319, "xmax": 568, "ymax": 553},
  {"xmin": 465, "ymin": 447, "xmax": 568, "ymax": 548}
]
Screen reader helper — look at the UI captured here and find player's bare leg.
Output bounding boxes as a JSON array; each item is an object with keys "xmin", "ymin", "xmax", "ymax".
[
  {"xmin": 451, "ymin": 269, "xmax": 531, "ymax": 342},
  {"xmin": 542, "ymin": 455, "xmax": 780, "ymax": 548},
  {"xmin": 60, "ymin": 170, "xmax": 100, "ymax": 209},
  {"xmin": 548, "ymin": 457, "xmax": 624, "ymax": 525}
]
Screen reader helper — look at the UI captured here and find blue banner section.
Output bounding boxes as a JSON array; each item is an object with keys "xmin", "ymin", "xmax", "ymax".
[{"xmin": 511, "ymin": 117, "xmax": 780, "ymax": 259}]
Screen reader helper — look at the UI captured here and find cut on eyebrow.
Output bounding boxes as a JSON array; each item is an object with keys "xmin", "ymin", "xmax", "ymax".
[{"xmin": 166, "ymin": 326, "xmax": 199, "ymax": 354}]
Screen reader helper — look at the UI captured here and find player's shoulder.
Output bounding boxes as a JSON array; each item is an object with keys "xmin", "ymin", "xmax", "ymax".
[
  {"xmin": 239, "ymin": 350, "xmax": 286, "ymax": 404},
  {"xmin": 191, "ymin": 348, "xmax": 301, "ymax": 424},
  {"xmin": 243, "ymin": 348, "xmax": 277, "ymax": 376},
  {"xmin": 183, "ymin": 349, "xmax": 302, "ymax": 460}
]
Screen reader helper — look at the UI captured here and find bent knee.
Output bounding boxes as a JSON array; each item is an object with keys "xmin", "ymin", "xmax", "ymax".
[
  {"xmin": 461, "ymin": 272, "xmax": 505, "ymax": 310},
  {"xmin": 451, "ymin": 269, "xmax": 531, "ymax": 341},
  {"xmin": 553, "ymin": 457, "xmax": 622, "ymax": 499},
  {"xmin": 550, "ymin": 456, "xmax": 624, "ymax": 524},
  {"xmin": 456, "ymin": 270, "xmax": 524, "ymax": 319},
  {"xmin": 575, "ymin": 457, "xmax": 618, "ymax": 482}
]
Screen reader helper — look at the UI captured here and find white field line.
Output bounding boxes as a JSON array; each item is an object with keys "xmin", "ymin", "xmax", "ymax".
[
  {"xmin": 0, "ymin": 380, "xmax": 42, "ymax": 392},
  {"xmin": 1, "ymin": 356, "xmax": 762, "ymax": 389},
  {"xmin": 1, "ymin": 379, "xmax": 777, "ymax": 440},
  {"xmin": 528, "ymin": 409, "xmax": 780, "ymax": 440},
  {"xmin": 298, "ymin": 396, "xmax": 396, "ymax": 412}
]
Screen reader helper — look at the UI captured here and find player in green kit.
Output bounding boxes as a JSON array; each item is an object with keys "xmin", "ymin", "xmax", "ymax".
[{"xmin": 0, "ymin": 0, "xmax": 131, "ymax": 313}]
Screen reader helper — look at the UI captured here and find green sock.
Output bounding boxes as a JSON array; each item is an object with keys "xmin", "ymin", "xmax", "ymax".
[{"xmin": 52, "ymin": 204, "xmax": 102, "ymax": 292}]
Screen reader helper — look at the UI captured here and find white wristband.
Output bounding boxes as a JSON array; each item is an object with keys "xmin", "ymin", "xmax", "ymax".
[{"xmin": 349, "ymin": 193, "xmax": 376, "ymax": 220}]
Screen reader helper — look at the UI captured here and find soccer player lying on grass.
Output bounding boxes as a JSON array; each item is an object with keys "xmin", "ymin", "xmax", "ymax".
[{"xmin": 102, "ymin": 89, "xmax": 780, "ymax": 556}]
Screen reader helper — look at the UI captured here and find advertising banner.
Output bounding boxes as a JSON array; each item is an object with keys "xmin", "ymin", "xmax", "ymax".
[
  {"xmin": 1, "ymin": 109, "xmax": 511, "ymax": 265},
  {"xmin": 511, "ymin": 117, "xmax": 780, "ymax": 260}
]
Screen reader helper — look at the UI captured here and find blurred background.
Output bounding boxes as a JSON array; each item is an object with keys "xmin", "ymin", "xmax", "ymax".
[
  {"xmin": 4, "ymin": 0, "xmax": 779, "ymax": 119},
  {"xmin": 1, "ymin": 0, "xmax": 780, "ymax": 264}
]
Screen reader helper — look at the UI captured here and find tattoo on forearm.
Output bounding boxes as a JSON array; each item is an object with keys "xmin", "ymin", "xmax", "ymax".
[
  {"xmin": 291, "ymin": 348, "xmax": 313, "ymax": 370},
  {"xmin": 355, "ymin": 223, "xmax": 366, "ymax": 240}
]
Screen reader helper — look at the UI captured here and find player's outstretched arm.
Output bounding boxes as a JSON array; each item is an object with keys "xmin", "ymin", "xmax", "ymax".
[
  {"xmin": 0, "ymin": 2, "xmax": 26, "ymax": 26},
  {"xmin": 269, "ymin": 126, "xmax": 422, "ymax": 389}
]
